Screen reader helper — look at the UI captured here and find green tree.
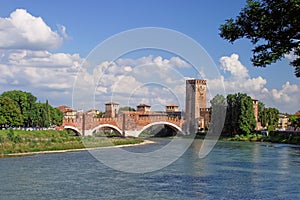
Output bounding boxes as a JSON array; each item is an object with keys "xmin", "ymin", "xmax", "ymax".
[
  {"xmin": 266, "ymin": 108, "xmax": 279, "ymax": 127},
  {"xmin": 239, "ymin": 94, "xmax": 257, "ymax": 134},
  {"xmin": 51, "ymin": 107, "xmax": 63, "ymax": 126},
  {"xmin": 119, "ymin": 106, "xmax": 136, "ymax": 111},
  {"xmin": 224, "ymin": 94, "xmax": 240, "ymax": 134},
  {"xmin": 1, "ymin": 90, "xmax": 37, "ymax": 127},
  {"xmin": 45, "ymin": 100, "xmax": 51, "ymax": 127},
  {"xmin": 289, "ymin": 115, "xmax": 300, "ymax": 130},
  {"xmin": 258, "ymin": 102, "xmax": 268, "ymax": 127},
  {"xmin": 0, "ymin": 90, "xmax": 63, "ymax": 128},
  {"xmin": 33, "ymin": 102, "xmax": 46, "ymax": 127},
  {"xmin": 224, "ymin": 93, "xmax": 256, "ymax": 135},
  {"xmin": 0, "ymin": 96, "xmax": 23, "ymax": 127},
  {"xmin": 32, "ymin": 102, "xmax": 63, "ymax": 127},
  {"xmin": 259, "ymin": 105, "xmax": 279, "ymax": 129},
  {"xmin": 210, "ymin": 94, "xmax": 227, "ymax": 135},
  {"xmin": 0, "ymin": 116, "xmax": 7, "ymax": 129},
  {"xmin": 219, "ymin": 0, "xmax": 300, "ymax": 77}
]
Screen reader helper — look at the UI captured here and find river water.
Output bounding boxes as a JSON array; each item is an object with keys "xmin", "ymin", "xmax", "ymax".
[{"xmin": 0, "ymin": 139, "xmax": 300, "ymax": 199}]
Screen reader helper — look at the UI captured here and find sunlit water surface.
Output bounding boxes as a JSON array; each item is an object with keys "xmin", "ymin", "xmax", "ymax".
[{"xmin": 0, "ymin": 139, "xmax": 299, "ymax": 199}]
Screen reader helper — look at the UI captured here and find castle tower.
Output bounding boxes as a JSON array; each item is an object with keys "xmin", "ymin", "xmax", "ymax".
[
  {"xmin": 105, "ymin": 102, "xmax": 119, "ymax": 118},
  {"xmin": 185, "ymin": 79, "xmax": 207, "ymax": 133}
]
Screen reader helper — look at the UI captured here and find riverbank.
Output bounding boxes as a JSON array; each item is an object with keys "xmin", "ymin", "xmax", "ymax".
[
  {"xmin": 0, "ymin": 129, "xmax": 145, "ymax": 156},
  {"xmin": 195, "ymin": 131, "xmax": 300, "ymax": 145},
  {"xmin": 2, "ymin": 139, "xmax": 155, "ymax": 157}
]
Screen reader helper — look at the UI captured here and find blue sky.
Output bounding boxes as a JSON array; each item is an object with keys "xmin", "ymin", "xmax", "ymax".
[{"xmin": 0, "ymin": 0, "xmax": 299, "ymax": 113}]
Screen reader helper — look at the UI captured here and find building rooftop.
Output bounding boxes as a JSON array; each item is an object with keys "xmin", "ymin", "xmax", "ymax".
[
  {"xmin": 105, "ymin": 102, "xmax": 119, "ymax": 105},
  {"xmin": 137, "ymin": 104, "xmax": 151, "ymax": 107},
  {"xmin": 166, "ymin": 104, "xmax": 178, "ymax": 107},
  {"xmin": 57, "ymin": 105, "xmax": 77, "ymax": 113}
]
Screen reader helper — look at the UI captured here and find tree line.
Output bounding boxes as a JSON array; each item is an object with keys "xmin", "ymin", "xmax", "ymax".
[
  {"xmin": 210, "ymin": 93, "xmax": 279, "ymax": 135},
  {"xmin": 0, "ymin": 90, "xmax": 63, "ymax": 128}
]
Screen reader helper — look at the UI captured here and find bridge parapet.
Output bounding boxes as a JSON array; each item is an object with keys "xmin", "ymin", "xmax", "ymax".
[{"xmin": 62, "ymin": 113, "xmax": 184, "ymax": 136}]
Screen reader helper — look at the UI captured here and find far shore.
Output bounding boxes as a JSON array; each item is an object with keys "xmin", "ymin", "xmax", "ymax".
[{"xmin": 1, "ymin": 139, "xmax": 155, "ymax": 157}]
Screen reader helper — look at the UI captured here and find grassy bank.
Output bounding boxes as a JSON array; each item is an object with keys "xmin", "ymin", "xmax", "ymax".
[
  {"xmin": 0, "ymin": 129, "xmax": 143, "ymax": 155},
  {"xmin": 194, "ymin": 132, "xmax": 300, "ymax": 145},
  {"xmin": 224, "ymin": 134, "xmax": 265, "ymax": 142}
]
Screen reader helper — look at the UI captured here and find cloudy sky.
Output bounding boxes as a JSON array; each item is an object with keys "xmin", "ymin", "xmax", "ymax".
[{"xmin": 0, "ymin": 0, "xmax": 299, "ymax": 113}]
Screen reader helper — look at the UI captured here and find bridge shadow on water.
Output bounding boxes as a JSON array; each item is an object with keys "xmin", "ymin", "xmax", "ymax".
[
  {"xmin": 121, "ymin": 124, "xmax": 185, "ymax": 153},
  {"xmin": 139, "ymin": 124, "xmax": 183, "ymax": 138}
]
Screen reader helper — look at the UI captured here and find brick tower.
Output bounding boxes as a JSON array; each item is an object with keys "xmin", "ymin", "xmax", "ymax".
[{"xmin": 185, "ymin": 79, "xmax": 207, "ymax": 133}]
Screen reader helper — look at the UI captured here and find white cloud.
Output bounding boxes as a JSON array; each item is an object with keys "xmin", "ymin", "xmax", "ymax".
[
  {"xmin": 215, "ymin": 53, "xmax": 300, "ymax": 113},
  {"xmin": 220, "ymin": 53, "xmax": 249, "ymax": 78},
  {"xmin": 271, "ymin": 82, "xmax": 298, "ymax": 102},
  {"xmin": 78, "ymin": 55, "xmax": 190, "ymax": 110},
  {"xmin": 1, "ymin": 46, "xmax": 298, "ymax": 113},
  {"xmin": 169, "ymin": 56, "xmax": 191, "ymax": 68},
  {"xmin": 0, "ymin": 49, "xmax": 83, "ymax": 106},
  {"xmin": 123, "ymin": 66, "xmax": 132, "ymax": 72},
  {"xmin": 0, "ymin": 9, "xmax": 62, "ymax": 50},
  {"xmin": 1, "ymin": 49, "xmax": 81, "ymax": 68}
]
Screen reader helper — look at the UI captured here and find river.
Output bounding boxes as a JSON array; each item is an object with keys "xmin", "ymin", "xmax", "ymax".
[{"xmin": 0, "ymin": 139, "xmax": 300, "ymax": 199}]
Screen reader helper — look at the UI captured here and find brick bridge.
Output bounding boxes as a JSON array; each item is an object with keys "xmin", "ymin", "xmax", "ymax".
[{"xmin": 62, "ymin": 111, "xmax": 184, "ymax": 137}]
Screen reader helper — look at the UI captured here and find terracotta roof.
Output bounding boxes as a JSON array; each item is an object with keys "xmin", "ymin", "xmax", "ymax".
[
  {"xmin": 166, "ymin": 104, "xmax": 178, "ymax": 107},
  {"xmin": 137, "ymin": 104, "xmax": 151, "ymax": 107},
  {"xmin": 105, "ymin": 102, "xmax": 119, "ymax": 105},
  {"xmin": 57, "ymin": 105, "xmax": 77, "ymax": 113}
]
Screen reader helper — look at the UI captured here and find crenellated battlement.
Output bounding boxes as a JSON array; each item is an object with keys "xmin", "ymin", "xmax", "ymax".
[{"xmin": 186, "ymin": 79, "xmax": 206, "ymax": 85}]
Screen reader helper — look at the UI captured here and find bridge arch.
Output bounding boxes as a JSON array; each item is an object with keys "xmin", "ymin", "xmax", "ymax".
[
  {"xmin": 64, "ymin": 126, "xmax": 81, "ymax": 136},
  {"xmin": 91, "ymin": 124, "xmax": 123, "ymax": 136},
  {"xmin": 138, "ymin": 121, "xmax": 183, "ymax": 137}
]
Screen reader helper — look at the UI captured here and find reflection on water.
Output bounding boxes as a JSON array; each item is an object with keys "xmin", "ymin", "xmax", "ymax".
[{"xmin": 0, "ymin": 139, "xmax": 299, "ymax": 199}]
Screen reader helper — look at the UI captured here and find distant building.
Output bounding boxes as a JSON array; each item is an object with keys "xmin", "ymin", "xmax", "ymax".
[
  {"xmin": 166, "ymin": 104, "xmax": 179, "ymax": 112},
  {"xmin": 165, "ymin": 104, "xmax": 181, "ymax": 119},
  {"xmin": 137, "ymin": 104, "xmax": 151, "ymax": 113},
  {"xmin": 105, "ymin": 102, "xmax": 119, "ymax": 118},
  {"xmin": 86, "ymin": 109, "xmax": 100, "ymax": 117},
  {"xmin": 295, "ymin": 111, "xmax": 300, "ymax": 117},
  {"xmin": 57, "ymin": 105, "xmax": 77, "ymax": 120},
  {"xmin": 278, "ymin": 114, "xmax": 289, "ymax": 130}
]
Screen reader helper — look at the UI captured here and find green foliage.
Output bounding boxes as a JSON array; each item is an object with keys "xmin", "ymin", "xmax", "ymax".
[
  {"xmin": 224, "ymin": 93, "xmax": 256, "ymax": 135},
  {"xmin": 93, "ymin": 131, "xmax": 121, "ymax": 137},
  {"xmin": 0, "ymin": 130, "xmax": 144, "ymax": 154},
  {"xmin": 119, "ymin": 106, "xmax": 136, "ymax": 112},
  {"xmin": 258, "ymin": 103, "xmax": 279, "ymax": 128},
  {"xmin": 6, "ymin": 129, "xmax": 22, "ymax": 143},
  {"xmin": 228, "ymin": 133, "xmax": 264, "ymax": 142},
  {"xmin": 219, "ymin": 0, "xmax": 300, "ymax": 77},
  {"xmin": 0, "ymin": 134, "xmax": 4, "ymax": 144},
  {"xmin": 96, "ymin": 112, "xmax": 105, "ymax": 118},
  {"xmin": 268, "ymin": 130, "xmax": 300, "ymax": 144},
  {"xmin": 51, "ymin": 107, "xmax": 64, "ymax": 126},
  {"xmin": 7, "ymin": 129, "xmax": 15, "ymax": 142},
  {"xmin": 0, "ymin": 90, "xmax": 63, "ymax": 127},
  {"xmin": 210, "ymin": 94, "xmax": 227, "ymax": 133},
  {"xmin": 239, "ymin": 94, "xmax": 257, "ymax": 134},
  {"xmin": 289, "ymin": 115, "xmax": 300, "ymax": 130},
  {"xmin": 1, "ymin": 90, "xmax": 37, "ymax": 126},
  {"xmin": 0, "ymin": 96, "xmax": 23, "ymax": 127}
]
